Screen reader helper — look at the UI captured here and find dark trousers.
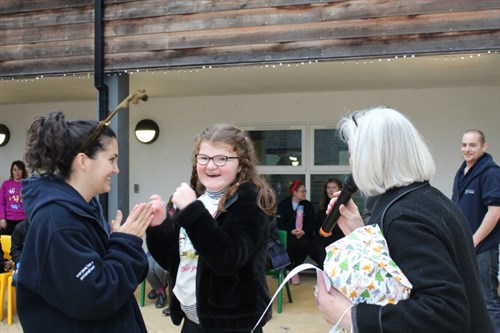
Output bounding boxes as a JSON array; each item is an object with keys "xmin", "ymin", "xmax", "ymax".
[
  {"xmin": 1, "ymin": 219, "xmax": 23, "ymax": 235},
  {"xmin": 181, "ymin": 318, "xmax": 263, "ymax": 333},
  {"xmin": 477, "ymin": 247, "xmax": 500, "ymax": 332},
  {"xmin": 286, "ymin": 233, "xmax": 311, "ymax": 269}
]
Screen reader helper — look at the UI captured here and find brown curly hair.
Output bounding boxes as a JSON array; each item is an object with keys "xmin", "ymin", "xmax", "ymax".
[{"xmin": 189, "ymin": 124, "xmax": 276, "ymax": 218}]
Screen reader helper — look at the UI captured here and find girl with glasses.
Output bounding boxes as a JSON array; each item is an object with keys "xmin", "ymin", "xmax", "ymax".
[{"xmin": 147, "ymin": 123, "xmax": 276, "ymax": 333}]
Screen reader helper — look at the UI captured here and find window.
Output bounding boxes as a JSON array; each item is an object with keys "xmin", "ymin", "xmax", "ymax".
[
  {"xmin": 246, "ymin": 127, "xmax": 304, "ymax": 167},
  {"xmin": 242, "ymin": 124, "xmax": 364, "ymax": 214},
  {"xmin": 261, "ymin": 174, "xmax": 305, "ymax": 204},
  {"xmin": 313, "ymin": 128, "xmax": 349, "ymax": 166}
]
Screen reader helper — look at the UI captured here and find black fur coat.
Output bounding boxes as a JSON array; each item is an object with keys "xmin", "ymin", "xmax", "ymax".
[{"xmin": 147, "ymin": 183, "xmax": 270, "ymax": 332}]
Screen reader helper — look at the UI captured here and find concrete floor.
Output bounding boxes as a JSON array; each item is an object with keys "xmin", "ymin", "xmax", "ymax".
[{"xmin": 1, "ymin": 274, "xmax": 331, "ymax": 333}]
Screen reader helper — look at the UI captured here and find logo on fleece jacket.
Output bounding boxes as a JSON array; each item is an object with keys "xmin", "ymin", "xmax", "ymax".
[{"xmin": 76, "ymin": 261, "xmax": 96, "ymax": 281}]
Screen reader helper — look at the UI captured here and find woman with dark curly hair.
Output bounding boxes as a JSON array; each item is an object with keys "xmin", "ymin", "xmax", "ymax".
[{"xmin": 17, "ymin": 110, "xmax": 162, "ymax": 333}]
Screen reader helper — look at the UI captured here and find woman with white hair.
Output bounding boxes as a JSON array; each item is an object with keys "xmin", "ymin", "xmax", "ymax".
[{"xmin": 315, "ymin": 107, "xmax": 493, "ymax": 332}]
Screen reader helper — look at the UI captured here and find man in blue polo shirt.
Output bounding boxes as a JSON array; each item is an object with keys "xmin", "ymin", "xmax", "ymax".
[{"xmin": 452, "ymin": 129, "xmax": 500, "ymax": 332}]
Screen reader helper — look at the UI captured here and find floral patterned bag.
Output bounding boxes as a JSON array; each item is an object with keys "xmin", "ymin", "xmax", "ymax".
[{"xmin": 323, "ymin": 224, "xmax": 412, "ymax": 332}]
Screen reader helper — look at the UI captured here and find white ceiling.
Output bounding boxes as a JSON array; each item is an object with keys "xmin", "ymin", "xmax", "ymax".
[{"xmin": 0, "ymin": 53, "xmax": 499, "ymax": 105}]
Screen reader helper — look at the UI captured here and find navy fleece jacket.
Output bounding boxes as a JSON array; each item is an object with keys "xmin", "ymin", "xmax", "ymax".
[
  {"xmin": 17, "ymin": 176, "xmax": 148, "ymax": 333},
  {"xmin": 452, "ymin": 153, "xmax": 500, "ymax": 254}
]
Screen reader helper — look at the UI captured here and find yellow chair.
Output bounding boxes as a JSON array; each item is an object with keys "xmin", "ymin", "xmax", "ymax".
[
  {"xmin": 7, "ymin": 274, "xmax": 15, "ymax": 325},
  {"xmin": 0, "ymin": 235, "xmax": 13, "ymax": 322},
  {"xmin": 265, "ymin": 229, "xmax": 293, "ymax": 313}
]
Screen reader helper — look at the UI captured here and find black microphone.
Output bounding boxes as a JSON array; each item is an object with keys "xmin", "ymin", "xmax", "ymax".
[{"xmin": 320, "ymin": 173, "xmax": 358, "ymax": 236}]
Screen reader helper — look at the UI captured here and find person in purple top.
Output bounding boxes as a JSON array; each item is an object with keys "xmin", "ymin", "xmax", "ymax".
[{"xmin": 0, "ymin": 160, "xmax": 28, "ymax": 235}]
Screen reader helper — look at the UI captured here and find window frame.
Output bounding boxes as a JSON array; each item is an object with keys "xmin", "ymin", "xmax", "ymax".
[
  {"xmin": 240, "ymin": 124, "xmax": 307, "ymax": 173},
  {"xmin": 308, "ymin": 123, "xmax": 350, "ymax": 173},
  {"xmin": 240, "ymin": 123, "xmax": 352, "ymax": 205}
]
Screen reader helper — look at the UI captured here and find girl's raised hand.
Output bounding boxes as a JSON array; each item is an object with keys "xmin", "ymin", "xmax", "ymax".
[
  {"xmin": 171, "ymin": 182, "xmax": 197, "ymax": 210},
  {"xmin": 149, "ymin": 194, "xmax": 167, "ymax": 227}
]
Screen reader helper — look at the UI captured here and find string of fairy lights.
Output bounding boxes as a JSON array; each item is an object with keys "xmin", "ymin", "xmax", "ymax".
[{"xmin": 0, "ymin": 50, "xmax": 497, "ymax": 83}]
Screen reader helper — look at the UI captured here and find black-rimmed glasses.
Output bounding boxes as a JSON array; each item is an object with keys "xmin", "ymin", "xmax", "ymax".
[
  {"xmin": 352, "ymin": 115, "xmax": 358, "ymax": 127},
  {"xmin": 78, "ymin": 89, "xmax": 148, "ymax": 153},
  {"xmin": 195, "ymin": 154, "xmax": 238, "ymax": 167}
]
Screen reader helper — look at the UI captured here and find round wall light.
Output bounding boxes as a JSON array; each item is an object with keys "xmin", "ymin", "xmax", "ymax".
[
  {"xmin": 0, "ymin": 124, "xmax": 10, "ymax": 147},
  {"xmin": 135, "ymin": 119, "xmax": 159, "ymax": 144}
]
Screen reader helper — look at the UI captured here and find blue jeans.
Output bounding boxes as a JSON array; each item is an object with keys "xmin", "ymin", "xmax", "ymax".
[{"xmin": 477, "ymin": 246, "xmax": 500, "ymax": 332}]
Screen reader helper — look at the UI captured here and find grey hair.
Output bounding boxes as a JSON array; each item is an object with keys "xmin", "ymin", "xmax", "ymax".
[{"xmin": 338, "ymin": 106, "xmax": 435, "ymax": 197}]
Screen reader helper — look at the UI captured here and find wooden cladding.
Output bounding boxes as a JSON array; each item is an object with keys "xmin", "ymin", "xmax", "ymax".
[{"xmin": 1, "ymin": 0, "xmax": 499, "ymax": 77}]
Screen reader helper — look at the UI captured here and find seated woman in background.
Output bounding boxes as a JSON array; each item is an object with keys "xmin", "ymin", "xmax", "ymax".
[
  {"xmin": 0, "ymin": 238, "xmax": 5, "ymax": 273},
  {"xmin": 11, "ymin": 218, "xmax": 29, "ymax": 264},
  {"xmin": 276, "ymin": 180, "xmax": 315, "ymax": 285},
  {"xmin": 146, "ymin": 253, "xmax": 168, "ymax": 309},
  {"xmin": 309, "ymin": 178, "xmax": 344, "ymax": 270},
  {"xmin": 146, "ymin": 196, "xmax": 174, "ymax": 312},
  {"xmin": 10, "ymin": 218, "xmax": 30, "ymax": 286}
]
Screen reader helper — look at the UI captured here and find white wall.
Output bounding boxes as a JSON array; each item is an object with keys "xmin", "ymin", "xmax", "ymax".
[{"xmin": 1, "ymin": 86, "xmax": 499, "ymax": 211}]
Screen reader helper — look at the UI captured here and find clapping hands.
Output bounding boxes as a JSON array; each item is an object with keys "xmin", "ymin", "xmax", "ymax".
[{"xmin": 109, "ymin": 194, "xmax": 167, "ymax": 236}]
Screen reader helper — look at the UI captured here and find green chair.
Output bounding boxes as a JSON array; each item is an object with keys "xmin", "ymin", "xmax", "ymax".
[
  {"xmin": 139, "ymin": 280, "xmax": 146, "ymax": 307},
  {"xmin": 265, "ymin": 229, "xmax": 293, "ymax": 313}
]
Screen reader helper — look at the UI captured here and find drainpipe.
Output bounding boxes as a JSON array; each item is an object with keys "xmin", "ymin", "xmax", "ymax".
[
  {"xmin": 95, "ymin": 0, "xmax": 108, "ymax": 119},
  {"xmin": 95, "ymin": 0, "xmax": 109, "ymax": 219}
]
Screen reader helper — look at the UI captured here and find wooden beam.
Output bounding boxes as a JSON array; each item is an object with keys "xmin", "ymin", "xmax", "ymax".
[
  {"xmin": 3, "ymin": 0, "xmax": 499, "ymax": 30},
  {"xmin": 1, "ymin": 30, "xmax": 498, "ymax": 77},
  {"xmin": 1, "ymin": 1, "xmax": 499, "ymax": 79},
  {"xmin": 2, "ymin": 9, "xmax": 498, "ymax": 59}
]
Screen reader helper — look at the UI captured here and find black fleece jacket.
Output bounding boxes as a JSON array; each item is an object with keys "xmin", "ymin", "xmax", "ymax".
[
  {"xmin": 354, "ymin": 182, "xmax": 493, "ymax": 333},
  {"xmin": 276, "ymin": 196, "xmax": 315, "ymax": 235},
  {"xmin": 147, "ymin": 182, "xmax": 270, "ymax": 332}
]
